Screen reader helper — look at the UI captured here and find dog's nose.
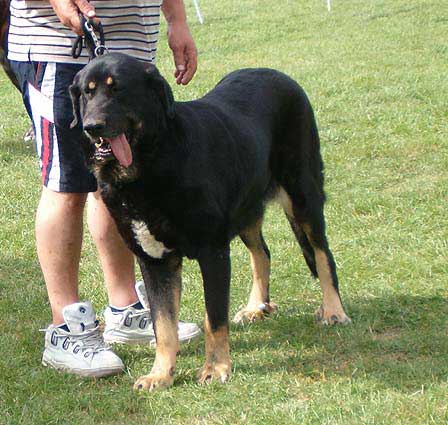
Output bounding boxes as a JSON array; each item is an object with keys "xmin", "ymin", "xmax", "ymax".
[{"xmin": 83, "ymin": 120, "xmax": 106, "ymax": 137}]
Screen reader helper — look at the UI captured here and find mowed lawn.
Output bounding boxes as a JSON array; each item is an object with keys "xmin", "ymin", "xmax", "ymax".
[{"xmin": 1, "ymin": 0, "xmax": 447, "ymax": 423}]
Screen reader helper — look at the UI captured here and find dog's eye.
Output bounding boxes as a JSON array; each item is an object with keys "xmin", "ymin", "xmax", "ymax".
[{"xmin": 84, "ymin": 81, "xmax": 97, "ymax": 95}]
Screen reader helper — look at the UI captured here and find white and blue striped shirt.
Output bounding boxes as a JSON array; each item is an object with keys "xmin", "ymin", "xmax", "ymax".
[{"xmin": 8, "ymin": 0, "xmax": 161, "ymax": 64}]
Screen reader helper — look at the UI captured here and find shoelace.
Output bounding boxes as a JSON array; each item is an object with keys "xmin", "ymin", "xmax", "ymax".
[
  {"xmin": 109, "ymin": 307, "xmax": 191, "ymax": 326},
  {"xmin": 126, "ymin": 308, "xmax": 151, "ymax": 320},
  {"xmin": 124, "ymin": 310, "xmax": 190, "ymax": 327},
  {"xmin": 40, "ymin": 325, "xmax": 111, "ymax": 357}
]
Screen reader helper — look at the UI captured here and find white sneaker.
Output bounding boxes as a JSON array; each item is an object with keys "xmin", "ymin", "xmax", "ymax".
[
  {"xmin": 42, "ymin": 301, "xmax": 124, "ymax": 378},
  {"xmin": 103, "ymin": 281, "xmax": 202, "ymax": 346}
]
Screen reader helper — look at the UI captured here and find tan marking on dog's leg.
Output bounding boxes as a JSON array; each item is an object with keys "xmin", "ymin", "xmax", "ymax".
[
  {"xmin": 134, "ymin": 286, "xmax": 180, "ymax": 391},
  {"xmin": 234, "ymin": 221, "xmax": 277, "ymax": 324},
  {"xmin": 198, "ymin": 314, "xmax": 231, "ymax": 384},
  {"xmin": 247, "ymin": 247, "xmax": 272, "ymax": 307},
  {"xmin": 233, "ymin": 245, "xmax": 277, "ymax": 323},
  {"xmin": 313, "ymin": 248, "xmax": 351, "ymax": 325},
  {"xmin": 277, "ymin": 186, "xmax": 294, "ymax": 218}
]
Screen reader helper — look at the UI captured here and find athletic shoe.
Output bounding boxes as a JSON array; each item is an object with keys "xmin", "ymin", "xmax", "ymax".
[
  {"xmin": 103, "ymin": 280, "xmax": 202, "ymax": 346},
  {"xmin": 41, "ymin": 301, "xmax": 124, "ymax": 377}
]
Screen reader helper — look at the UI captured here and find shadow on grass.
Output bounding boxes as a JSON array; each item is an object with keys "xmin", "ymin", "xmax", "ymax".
[
  {"xmin": 121, "ymin": 294, "xmax": 448, "ymax": 390},
  {"xmin": 3, "ymin": 255, "xmax": 447, "ymax": 393},
  {"xmin": 223, "ymin": 294, "xmax": 448, "ymax": 390}
]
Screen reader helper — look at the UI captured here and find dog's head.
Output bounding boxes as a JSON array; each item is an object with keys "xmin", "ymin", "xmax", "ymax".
[{"xmin": 69, "ymin": 53, "xmax": 175, "ymax": 169}]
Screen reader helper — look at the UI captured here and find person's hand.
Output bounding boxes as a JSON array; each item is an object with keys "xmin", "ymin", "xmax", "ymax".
[
  {"xmin": 167, "ymin": 21, "xmax": 197, "ymax": 85},
  {"xmin": 49, "ymin": 0, "xmax": 96, "ymax": 35}
]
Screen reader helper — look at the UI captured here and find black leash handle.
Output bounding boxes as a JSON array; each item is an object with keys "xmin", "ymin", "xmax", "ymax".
[{"xmin": 72, "ymin": 14, "xmax": 107, "ymax": 59}]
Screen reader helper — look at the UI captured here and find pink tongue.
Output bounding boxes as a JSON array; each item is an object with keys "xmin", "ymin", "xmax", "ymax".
[{"xmin": 106, "ymin": 134, "xmax": 132, "ymax": 167}]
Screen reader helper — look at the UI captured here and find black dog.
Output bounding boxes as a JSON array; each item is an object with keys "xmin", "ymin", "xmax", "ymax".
[{"xmin": 70, "ymin": 52, "xmax": 350, "ymax": 390}]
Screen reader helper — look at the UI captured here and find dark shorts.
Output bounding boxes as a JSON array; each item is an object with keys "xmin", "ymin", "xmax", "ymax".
[{"xmin": 9, "ymin": 60, "xmax": 97, "ymax": 193}]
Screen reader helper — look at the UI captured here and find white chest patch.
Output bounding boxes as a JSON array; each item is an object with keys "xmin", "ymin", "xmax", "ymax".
[{"xmin": 131, "ymin": 220, "xmax": 173, "ymax": 259}]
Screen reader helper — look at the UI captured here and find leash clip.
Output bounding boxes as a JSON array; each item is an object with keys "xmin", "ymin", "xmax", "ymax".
[
  {"xmin": 72, "ymin": 14, "xmax": 108, "ymax": 59},
  {"xmin": 83, "ymin": 18, "xmax": 108, "ymax": 57}
]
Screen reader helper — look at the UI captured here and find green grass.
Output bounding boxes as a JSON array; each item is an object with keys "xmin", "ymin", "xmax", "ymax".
[{"xmin": 1, "ymin": 0, "xmax": 447, "ymax": 423}]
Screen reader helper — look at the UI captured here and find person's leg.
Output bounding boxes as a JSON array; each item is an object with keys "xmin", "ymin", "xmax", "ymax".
[
  {"xmin": 87, "ymin": 190, "xmax": 137, "ymax": 308},
  {"xmin": 37, "ymin": 187, "xmax": 124, "ymax": 377},
  {"xmin": 11, "ymin": 59, "xmax": 124, "ymax": 376},
  {"xmin": 36, "ymin": 187, "xmax": 86, "ymax": 325}
]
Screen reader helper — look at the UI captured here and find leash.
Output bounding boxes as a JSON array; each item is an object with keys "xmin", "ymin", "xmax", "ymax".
[{"xmin": 72, "ymin": 13, "xmax": 108, "ymax": 59}]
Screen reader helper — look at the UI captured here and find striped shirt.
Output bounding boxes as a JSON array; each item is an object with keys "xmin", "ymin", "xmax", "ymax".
[{"xmin": 8, "ymin": 0, "xmax": 161, "ymax": 64}]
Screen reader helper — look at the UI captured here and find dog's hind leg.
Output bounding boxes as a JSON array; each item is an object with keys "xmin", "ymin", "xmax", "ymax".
[
  {"xmin": 278, "ymin": 186, "xmax": 351, "ymax": 325},
  {"xmin": 233, "ymin": 219, "xmax": 278, "ymax": 324},
  {"xmin": 134, "ymin": 255, "xmax": 182, "ymax": 391},
  {"xmin": 197, "ymin": 245, "xmax": 232, "ymax": 385},
  {"xmin": 275, "ymin": 97, "xmax": 350, "ymax": 324},
  {"xmin": 278, "ymin": 187, "xmax": 318, "ymax": 278}
]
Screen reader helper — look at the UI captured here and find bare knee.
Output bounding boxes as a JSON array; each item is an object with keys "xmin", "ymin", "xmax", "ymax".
[
  {"xmin": 37, "ymin": 187, "xmax": 87, "ymax": 222},
  {"xmin": 87, "ymin": 191, "xmax": 116, "ymax": 231}
]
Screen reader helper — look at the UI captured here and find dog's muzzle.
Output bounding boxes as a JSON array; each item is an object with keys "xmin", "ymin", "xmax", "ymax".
[
  {"xmin": 91, "ymin": 134, "xmax": 133, "ymax": 167},
  {"xmin": 94, "ymin": 137, "xmax": 114, "ymax": 162}
]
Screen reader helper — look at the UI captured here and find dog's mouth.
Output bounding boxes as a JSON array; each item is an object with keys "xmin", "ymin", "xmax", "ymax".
[{"xmin": 93, "ymin": 134, "xmax": 132, "ymax": 168}]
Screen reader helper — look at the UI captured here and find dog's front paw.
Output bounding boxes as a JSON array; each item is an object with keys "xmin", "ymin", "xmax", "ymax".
[
  {"xmin": 315, "ymin": 304, "xmax": 351, "ymax": 325},
  {"xmin": 197, "ymin": 362, "xmax": 231, "ymax": 385},
  {"xmin": 134, "ymin": 371, "xmax": 174, "ymax": 391},
  {"xmin": 233, "ymin": 302, "xmax": 278, "ymax": 324}
]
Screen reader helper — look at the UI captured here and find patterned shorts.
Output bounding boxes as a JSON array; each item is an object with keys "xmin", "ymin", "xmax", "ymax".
[{"xmin": 9, "ymin": 60, "xmax": 97, "ymax": 193}]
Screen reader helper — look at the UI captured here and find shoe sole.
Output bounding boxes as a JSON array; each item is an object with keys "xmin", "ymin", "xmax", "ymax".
[
  {"xmin": 42, "ymin": 356, "xmax": 124, "ymax": 378},
  {"xmin": 104, "ymin": 328, "xmax": 202, "ymax": 347}
]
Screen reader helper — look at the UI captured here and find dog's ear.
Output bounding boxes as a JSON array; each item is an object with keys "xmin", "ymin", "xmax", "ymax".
[
  {"xmin": 145, "ymin": 65, "xmax": 175, "ymax": 119},
  {"xmin": 69, "ymin": 75, "xmax": 82, "ymax": 128}
]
